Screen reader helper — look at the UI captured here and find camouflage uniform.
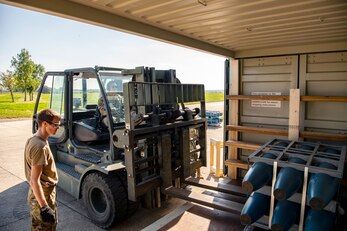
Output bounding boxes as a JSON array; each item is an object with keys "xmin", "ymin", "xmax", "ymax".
[
  {"xmin": 27, "ymin": 186, "xmax": 57, "ymax": 231},
  {"xmin": 25, "ymin": 135, "xmax": 58, "ymax": 231},
  {"xmin": 98, "ymin": 95, "xmax": 125, "ymax": 125}
]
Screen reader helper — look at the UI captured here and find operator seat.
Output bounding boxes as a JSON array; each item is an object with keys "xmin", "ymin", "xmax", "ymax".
[
  {"xmin": 73, "ymin": 105, "xmax": 109, "ymax": 142},
  {"xmin": 74, "ymin": 121, "xmax": 109, "ymax": 142}
]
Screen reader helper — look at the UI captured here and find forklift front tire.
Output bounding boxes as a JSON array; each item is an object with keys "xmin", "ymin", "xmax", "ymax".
[{"xmin": 82, "ymin": 172, "xmax": 128, "ymax": 228}]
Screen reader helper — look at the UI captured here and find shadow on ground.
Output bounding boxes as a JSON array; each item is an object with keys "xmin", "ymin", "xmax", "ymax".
[{"xmin": 0, "ymin": 182, "xmax": 30, "ymax": 230}]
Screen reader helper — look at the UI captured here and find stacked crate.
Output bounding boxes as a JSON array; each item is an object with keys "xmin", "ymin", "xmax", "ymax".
[{"xmin": 240, "ymin": 139, "xmax": 346, "ymax": 231}]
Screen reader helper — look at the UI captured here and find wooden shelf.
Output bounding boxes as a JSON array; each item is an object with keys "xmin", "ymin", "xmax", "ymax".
[
  {"xmin": 301, "ymin": 96, "xmax": 347, "ymax": 102},
  {"xmin": 224, "ymin": 92, "xmax": 347, "ymax": 181},
  {"xmin": 226, "ymin": 95, "xmax": 347, "ymax": 102},
  {"xmin": 226, "ymin": 125, "xmax": 288, "ymax": 136},
  {"xmin": 300, "ymin": 130, "xmax": 347, "ymax": 141},
  {"xmin": 226, "ymin": 125, "xmax": 347, "ymax": 142},
  {"xmin": 225, "ymin": 159, "xmax": 248, "ymax": 169},
  {"xmin": 225, "ymin": 140, "xmax": 261, "ymax": 150},
  {"xmin": 226, "ymin": 95, "xmax": 289, "ymax": 101}
]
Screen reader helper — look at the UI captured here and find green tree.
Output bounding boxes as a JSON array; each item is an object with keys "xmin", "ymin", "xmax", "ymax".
[
  {"xmin": 11, "ymin": 48, "xmax": 45, "ymax": 101},
  {"xmin": 29, "ymin": 64, "xmax": 45, "ymax": 100},
  {"xmin": 0, "ymin": 70, "xmax": 16, "ymax": 102}
]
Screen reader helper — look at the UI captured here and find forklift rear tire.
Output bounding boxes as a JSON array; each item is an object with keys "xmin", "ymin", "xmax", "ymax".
[{"xmin": 82, "ymin": 172, "xmax": 128, "ymax": 228}]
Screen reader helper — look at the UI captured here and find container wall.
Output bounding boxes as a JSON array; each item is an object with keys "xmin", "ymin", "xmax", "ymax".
[
  {"xmin": 227, "ymin": 51, "xmax": 347, "ymax": 179},
  {"xmin": 239, "ymin": 55, "xmax": 298, "ymax": 160},
  {"xmin": 300, "ymin": 52, "xmax": 347, "ymax": 146}
]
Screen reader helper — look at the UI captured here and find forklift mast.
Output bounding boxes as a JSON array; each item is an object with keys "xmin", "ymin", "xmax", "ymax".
[{"xmin": 114, "ymin": 66, "xmax": 207, "ymax": 201}]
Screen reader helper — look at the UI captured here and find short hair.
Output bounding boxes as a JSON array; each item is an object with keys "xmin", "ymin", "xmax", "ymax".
[
  {"xmin": 106, "ymin": 81, "xmax": 117, "ymax": 91},
  {"xmin": 37, "ymin": 109, "xmax": 61, "ymax": 126}
]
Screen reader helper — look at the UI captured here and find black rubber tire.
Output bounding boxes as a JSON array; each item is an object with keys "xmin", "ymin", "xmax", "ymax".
[
  {"xmin": 82, "ymin": 172, "xmax": 128, "ymax": 228},
  {"xmin": 117, "ymin": 169, "xmax": 139, "ymax": 216}
]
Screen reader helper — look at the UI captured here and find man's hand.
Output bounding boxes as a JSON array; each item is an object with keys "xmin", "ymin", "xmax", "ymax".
[{"xmin": 40, "ymin": 205, "xmax": 55, "ymax": 223}]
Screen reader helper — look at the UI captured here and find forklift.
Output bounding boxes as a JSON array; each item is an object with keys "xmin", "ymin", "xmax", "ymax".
[{"xmin": 33, "ymin": 66, "xmax": 213, "ymax": 228}]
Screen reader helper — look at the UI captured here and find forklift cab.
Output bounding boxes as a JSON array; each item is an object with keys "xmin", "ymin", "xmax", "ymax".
[{"xmin": 33, "ymin": 66, "xmax": 132, "ymax": 160}]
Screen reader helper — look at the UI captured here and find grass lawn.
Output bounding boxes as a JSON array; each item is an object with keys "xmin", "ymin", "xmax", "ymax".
[
  {"xmin": 0, "ymin": 93, "xmax": 49, "ymax": 119},
  {"xmin": 0, "ymin": 91, "xmax": 223, "ymax": 119},
  {"xmin": 205, "ymin": 91, "xmax": 224, "ymax": 102}
]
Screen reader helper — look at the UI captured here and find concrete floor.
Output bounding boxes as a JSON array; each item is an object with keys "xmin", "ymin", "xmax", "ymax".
[{"xmin": 0, "ymin": 102, "xmax": 237, "ymax": 231}]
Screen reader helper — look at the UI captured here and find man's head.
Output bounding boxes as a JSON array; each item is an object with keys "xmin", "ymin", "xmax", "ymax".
[
  {"xmin": 106, "ymin": 81, "xmax": 117, "ymax": 92},
  {"xmin": 37, "ymin": 109, "xmax": 61, "ymax": 137},
  {"xmin": 37, "ymin": 109, "xmax": 61, "ymax": 127}
]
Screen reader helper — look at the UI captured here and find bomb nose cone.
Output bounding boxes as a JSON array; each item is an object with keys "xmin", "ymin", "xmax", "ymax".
[
  {"xmin": 274, "ymin": 189, "xmax": 286, "ymax": 201},
  {"xmin": 242, "ymin": 181, "xmax": 254, "ymax": 194},
  {"xmin": 271, "ymin": 224, "xmax": 284, "ymax": 231},
  {"xmin": 240, "ymin": 214, "xmax": 252, "ymax": 225},
  {"xmin": 309, "ymin": 197, "xmax": 325, "ymax": 210}
]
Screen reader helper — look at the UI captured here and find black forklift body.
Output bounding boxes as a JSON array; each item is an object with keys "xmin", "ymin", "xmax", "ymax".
[{"xmin": 33, "ymin": 66, "xmax": 207, "ymax": 228}]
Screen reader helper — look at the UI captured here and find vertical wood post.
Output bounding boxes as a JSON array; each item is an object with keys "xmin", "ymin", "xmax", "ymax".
[
  {"xmin": 288, "ymin": 89, "xmax": 300, "ymax": 141},
  {"xmin": 228, "ymin": 59, "xmax": 240, "ymax": 179}
]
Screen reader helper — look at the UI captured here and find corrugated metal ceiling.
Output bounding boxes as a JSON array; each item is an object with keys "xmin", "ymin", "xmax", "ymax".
[
  {"xmin": 70, "ymin": 0, "xmax": 347, "ymax": 56},
  {"xmin": 2, "ymin": 0, "xmax": 347, "ymax": 57}
]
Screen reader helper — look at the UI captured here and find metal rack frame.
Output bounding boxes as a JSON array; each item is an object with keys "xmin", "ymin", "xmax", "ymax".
[{"xmin": 247, "ymin": 138, "xmax": 346, "ymax": 231}]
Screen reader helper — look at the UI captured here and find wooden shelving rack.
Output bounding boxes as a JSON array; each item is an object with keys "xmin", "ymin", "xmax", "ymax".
[{"xmin": 225, "ymin": 91, "xmax": 347, "ymax": 180}]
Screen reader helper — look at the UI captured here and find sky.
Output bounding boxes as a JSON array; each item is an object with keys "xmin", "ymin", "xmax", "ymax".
[{"xmin": 0, "ymin": 4, "xmax": 226, "ymax": 90}]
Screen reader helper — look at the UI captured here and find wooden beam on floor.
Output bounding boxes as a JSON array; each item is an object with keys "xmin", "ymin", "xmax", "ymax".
[
  {"xmin": 184, "ymin": 177, "xmax": 246, "ymax": 197},
  {"xmin": 163, "ymin": 187, "xmax": 243, "ymax": 215}
]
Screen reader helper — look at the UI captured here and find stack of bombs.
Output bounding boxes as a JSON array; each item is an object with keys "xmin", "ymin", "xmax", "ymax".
[{"xmin": 240, "ymin": 140, "xmax": 342, "ymax": 231}]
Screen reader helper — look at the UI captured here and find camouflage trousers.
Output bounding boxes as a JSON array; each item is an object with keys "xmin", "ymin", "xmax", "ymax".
[{"xmin": 27, "ymin": 185, "xmax": 58, "ymax": 231}]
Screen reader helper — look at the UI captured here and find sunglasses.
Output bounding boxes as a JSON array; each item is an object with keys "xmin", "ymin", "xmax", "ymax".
[{"xmin": 47, "ymin": 121, "xmax": 61, "ymax": 128}]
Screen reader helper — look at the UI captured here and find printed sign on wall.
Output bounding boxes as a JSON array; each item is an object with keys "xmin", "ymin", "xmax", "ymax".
[{"xmin": 251, "ymin": 92, "xmax": 281, "ymax": 108}]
